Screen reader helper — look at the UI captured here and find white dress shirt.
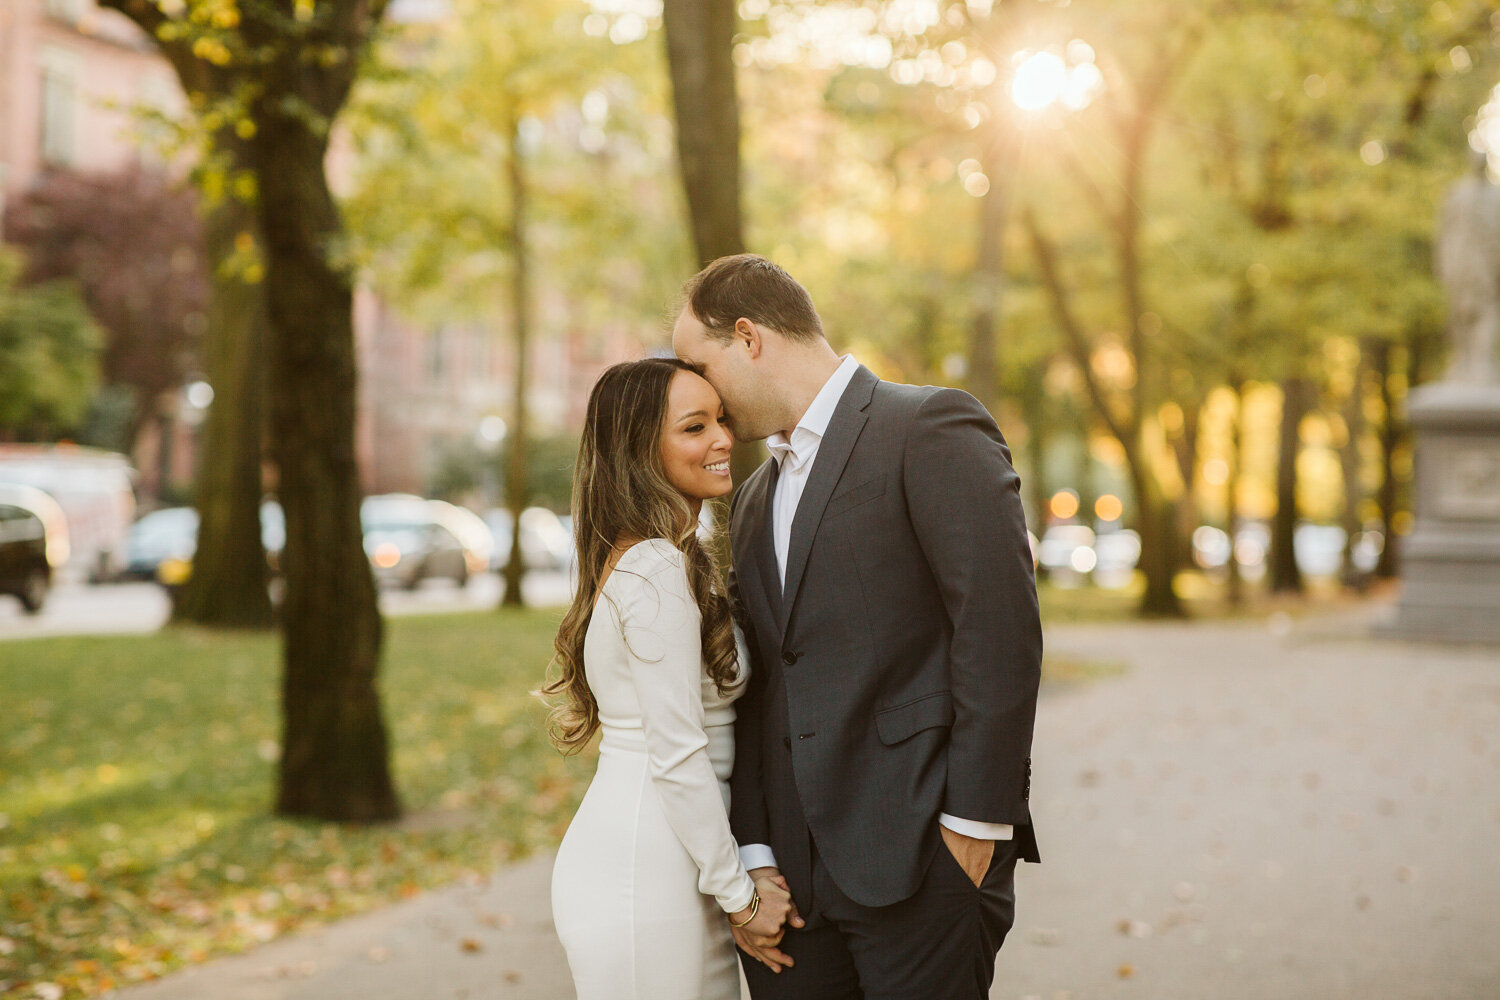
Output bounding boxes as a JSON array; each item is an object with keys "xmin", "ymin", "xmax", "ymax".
[{"xmin": 738, "ymin": 356, "xmax": 1011, "ymax": 875}]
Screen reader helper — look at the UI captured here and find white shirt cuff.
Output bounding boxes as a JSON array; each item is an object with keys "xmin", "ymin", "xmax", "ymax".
[
  {"xmin": 739, "ymin": 843, "xmax": 779, "ymax": 871},
  {"xmin": 939, "ymin": 813, "xmax": 1014, "ymax": 841}
]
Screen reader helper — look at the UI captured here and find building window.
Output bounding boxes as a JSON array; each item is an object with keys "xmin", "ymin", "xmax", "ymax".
[{"xmin": 39, "ymin": 48, "xmax": 79, "ymax": 167}]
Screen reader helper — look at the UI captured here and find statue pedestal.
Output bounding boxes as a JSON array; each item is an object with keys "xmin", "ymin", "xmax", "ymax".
[{"xmin": 1384, "ymin": 382, "xmax": 1500, "ymax": 643}]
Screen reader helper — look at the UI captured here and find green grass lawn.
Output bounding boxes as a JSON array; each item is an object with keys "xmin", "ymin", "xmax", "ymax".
[
  {"xmin": 0, "ymin": 610, "xmax": 587, "ymax": 998},
  {"xmin": 0, "ymin": 607, "xmax": 1116, "ymax": 998}
]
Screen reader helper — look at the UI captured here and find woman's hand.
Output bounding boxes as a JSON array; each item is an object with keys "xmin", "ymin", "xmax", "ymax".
[
  {"xmin": 738, "ymin": 880, "xmax": 796, "ymax": 940},
  {"xmin": 729, "ymin": 874, "xmax": 803, "ymax": 972}
]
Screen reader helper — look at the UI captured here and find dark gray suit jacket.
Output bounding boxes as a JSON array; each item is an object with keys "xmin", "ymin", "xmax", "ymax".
[{"xmin": 728, "ymin": 365, "xmax": 1042, "ymax": 910}]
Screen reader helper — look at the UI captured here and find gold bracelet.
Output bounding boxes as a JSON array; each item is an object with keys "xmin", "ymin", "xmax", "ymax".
[{"xmin": 729, "ymin": 889, "xmax": 761, "ymax": 927}]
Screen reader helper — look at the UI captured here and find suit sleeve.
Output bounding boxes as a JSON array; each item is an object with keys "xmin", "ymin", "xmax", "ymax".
[
  {"xmin": 903, "ymin": 388, "xmax": 1042, "ymax": 825},
  {"xmin": 727, "ymin": 492, "xmax": 773, "ymax": 855},
  {"xmin": 617, "ymin": 542, "xmax": 756, "ymax": 914}
]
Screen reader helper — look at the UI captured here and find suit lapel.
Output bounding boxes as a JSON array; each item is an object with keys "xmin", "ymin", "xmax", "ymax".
[
  {"xmin": 779, "ymin": 366, "xmax": 878, "ymax": 632},
  {"xmin": 746, "ymin": 459, "xmax": 782, "ymax": 626},
  {"xmin": 732, "ymin": 457, "xmax": 782, "ymax": 633}
]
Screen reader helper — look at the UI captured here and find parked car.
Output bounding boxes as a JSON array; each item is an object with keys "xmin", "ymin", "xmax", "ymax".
[
  {"xmin": 1192, "ymin": 521, "xmax": 1376, "ymax": 582},
  {"xmin": 1092, "ymin": 529, "xmax": 1142, "ymax": 590},
  {"xmin": 0, "ymin": 484, "xmax": 70, "ymax": 614},
  {"xmin": 123, "ymin": 507, "xmax": 199, "ymax": 581},
  {"xmin": 362, "ymin": 494, "xmax": 489, "ymax": 589},
  {"xmin": 1037, "ymin": 524, "xmax": 1097, "ymax": 587},
  {"xmin": 148, "ymin": 502, "xmax": 287, "ymax": 591},
  {"xmin": 484, "ymin": 507, "xmax": 572, "ymax": 572},
  {"xmin": 0, "ymin": 445, "xmax": 134, "ymax": 582},
  {"xmin": 1294, "ymin": 523, "xmax": 1349, "ymax": 579}
]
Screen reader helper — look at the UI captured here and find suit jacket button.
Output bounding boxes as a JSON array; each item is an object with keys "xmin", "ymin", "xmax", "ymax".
[{"xmin": 782, "ymin": 651, "xmax": 799, "ymax": 665}]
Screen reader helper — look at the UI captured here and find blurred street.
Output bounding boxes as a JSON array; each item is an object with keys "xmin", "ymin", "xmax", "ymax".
[
  {"xmin": 0, "ymin": 572, "xmax": 573, "ymax": 641},
  {"xmin": 102, "ymin": 608, "xmax": 1500, "ymax": 1000}
]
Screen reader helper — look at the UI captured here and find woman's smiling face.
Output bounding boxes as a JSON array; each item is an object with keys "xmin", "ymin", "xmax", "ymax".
[{"xmin": 659, "ymin": 370, "xmax": 734, "ymax": 504}]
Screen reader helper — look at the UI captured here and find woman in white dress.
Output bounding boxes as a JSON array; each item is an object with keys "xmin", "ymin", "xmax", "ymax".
[{"xmin": 546, "ymin": 358, "xmax": 796, "ymax": 1000}]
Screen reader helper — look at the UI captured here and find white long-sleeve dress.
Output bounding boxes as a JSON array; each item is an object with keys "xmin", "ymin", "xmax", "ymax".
[{"xmin": 551, "ymin": 539, "xmax": 755, "ymax": 1000}]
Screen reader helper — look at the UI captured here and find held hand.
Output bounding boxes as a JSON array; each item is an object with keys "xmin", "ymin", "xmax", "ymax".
[
  {"xmin": 730, "ymin": 881, "xmax": 795, "ymax": 941},
  {"xmin": 728, "ymin": 871, "xmax": 802, "ymax": 973},
  {"xmin": 939, "ymin": 824, "xmax": 995, "ymax": 888},
  {"xmin": 753, "ymin": 873, "xmax": 805, "ymax": 931},
  {"xmin": 731, "ymin": 922, "xmax": 793, "ymax": 974}
]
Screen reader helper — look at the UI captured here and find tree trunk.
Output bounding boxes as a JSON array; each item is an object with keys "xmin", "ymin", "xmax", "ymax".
[
  {"xmin": 253, "ymin": 105, "xmax": 396, "ymax": 823},
  {"xmin": 1270, "ymin": 376, "xmax": 1308, "ymax": 593},
  {"xmin": 1024, "ymin": 413, "xmax": 1048, "ymax": 582},
  {"xmin": 155, "ymin": 408, "xmax": 177, "ymax": 501},
  {"xmin": 662, "ymin": 0, "xmax": 743, "ymax": 268},
  {"xmin": 1225, "ymin": 375, "xmax": 1247, "ymax": 605},
  {"xmin": 1025, "ymin": 415, "xmax": 1049, "ymax": 537},
  {"xmin": 173, "ymin": 177, "xmax": 273, "ymax": 629},
  {"xmin": 1337, "ymin": 340, "xmax": 1371, "ymax": 590},
  {"xmin": 1371, "ymin": 339, "xmax": 1401, "ymax": 579},
  {"xmin": 1121, "ymin": 100, "xmax": 1183, "ymax": 619},
  {"xmin": 1021, "ymin": 207, "xmax": 1183, "ymax": 617},
  {"xmin": 1134, "ymin": 485, "xmax": 1181, "ymax": 617},
  {"xmin": 503, "ymin": 115, "xmax": 532, "ymax": 609},
  {"xmin": 1169, "ymin": 399, "xmax": 1202, "ymax": 575}
]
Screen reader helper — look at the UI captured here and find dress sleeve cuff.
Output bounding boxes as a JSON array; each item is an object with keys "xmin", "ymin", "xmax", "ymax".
[
  {"xmin": 739, "ymin": 843, "xmax": 779, "ymax": 871},
  {"xmin": 719, "ymin": 872, "xmax": 757, "ymax": 915},
  {"xmin": 939, "ymin": 813, "xmax": 1014, "ymax": 840}
]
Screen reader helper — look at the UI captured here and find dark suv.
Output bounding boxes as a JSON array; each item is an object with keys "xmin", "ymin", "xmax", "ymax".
[{"xmin": 0, "ymin": 497, "xmax": 52, "ymax": 614}]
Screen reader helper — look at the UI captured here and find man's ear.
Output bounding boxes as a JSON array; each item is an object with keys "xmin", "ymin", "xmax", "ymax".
[{"xmin": 734, "ymin": 317, "xmax": 763, "ymax": 360}]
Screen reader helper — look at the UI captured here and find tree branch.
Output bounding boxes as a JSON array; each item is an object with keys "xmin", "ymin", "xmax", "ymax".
[
  {"xmin": 1402, "ymin": 6, "xmax": 1492, "ymax": 132},
  {"xmin": 1055, "ymin": 135, "xmax": 1120, "ymax": 230},
  {"xmin": 1022, "ymin": 206, "xmax": 1134, "ymax": 448}
]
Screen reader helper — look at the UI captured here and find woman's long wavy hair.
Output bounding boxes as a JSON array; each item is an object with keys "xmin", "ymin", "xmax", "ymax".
[{"xmin": 542, "ymin": 357, "xmax": 739, "ymax": 754}]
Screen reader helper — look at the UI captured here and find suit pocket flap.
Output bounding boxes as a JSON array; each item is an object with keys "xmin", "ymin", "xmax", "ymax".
[
  {"xmin": 825, "ymin": 474, "xmax": 886, "ymax": 518},
  {"xmin": 875, "ymin": 692, "xmax": 954, "ymax": 745}
]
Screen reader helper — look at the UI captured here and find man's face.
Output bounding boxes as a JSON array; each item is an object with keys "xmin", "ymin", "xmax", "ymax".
[{"xmin": 671, "ymin": 308, "xmax": 774, "ymax": 441}]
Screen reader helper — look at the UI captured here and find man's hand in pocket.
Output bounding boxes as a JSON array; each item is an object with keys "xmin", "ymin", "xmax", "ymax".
[{"xmin": 940, "ymin": 825, "xmax": 995, "ymax": 888}]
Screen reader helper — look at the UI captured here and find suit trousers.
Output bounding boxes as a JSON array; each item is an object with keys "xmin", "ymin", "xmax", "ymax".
[{"xmin": 741, "ymin": 834, "xmax": 1018, "ymax": 1000}]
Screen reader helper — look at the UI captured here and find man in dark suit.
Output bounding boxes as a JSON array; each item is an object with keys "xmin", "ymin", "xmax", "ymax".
[{"xmin": 672, "ymin": 254, "xmax": 1042, "ymax": 1000}]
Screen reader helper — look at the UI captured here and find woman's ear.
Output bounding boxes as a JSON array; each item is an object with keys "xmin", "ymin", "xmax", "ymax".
[{"xmin": 734, "ymin": 317, "xmax": 763, "ymax": 360}]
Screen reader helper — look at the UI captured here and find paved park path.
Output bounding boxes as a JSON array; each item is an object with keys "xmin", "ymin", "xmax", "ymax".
[{"xmin": 112, "ymin": 610, "xmax": 1500, "ymax": 1000}]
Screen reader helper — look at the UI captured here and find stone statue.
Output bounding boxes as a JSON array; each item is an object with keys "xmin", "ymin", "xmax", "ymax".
[{"xmin": 1436, "ymin": 152, "xmax": 1500, "ymax": 385}]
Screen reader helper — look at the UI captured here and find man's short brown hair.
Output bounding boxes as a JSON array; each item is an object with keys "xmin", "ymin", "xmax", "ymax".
[{"xmin": 680, "ymin": 254, "xmax": 825, "ymax": 344}]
